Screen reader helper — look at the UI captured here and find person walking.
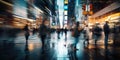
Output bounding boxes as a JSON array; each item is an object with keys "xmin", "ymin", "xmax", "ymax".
[
  {"xmin": 72, "ymin": 22, "xmax": 82, "ymax": 50},
  {"xmin": 113, "ymin": 23, "xmax": 120, "ymax": 46},
  {"xmin": 103, "ymin": 21, "xmax": 110, "ymax": 47},
  {"xmin": 38, "ymin": 20, "xmax": 49, "ymax": 50},
  {"xmin": 93, "ymin": 23, "xmax": 102, "ymax": 45},
  {"xmin": 24, "ymin": 24, "xmax": 30, "ymax": 42},
  {"xmin": 57, "ymin": 27, "xmax": 61, "ymax": 39},
  {"xmin": 83, "ymin": 25, "xmax": 89, "ymax": 45},
  {"xmin": 64, "ymin": 27, "xmax": 67, "ymax": 39}
]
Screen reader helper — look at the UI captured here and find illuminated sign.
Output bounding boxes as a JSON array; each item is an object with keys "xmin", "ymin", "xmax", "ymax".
[
  {"xmin": 64, "ymin": 16, "xmax": 68, "ymax": 20},
  {"xmin": 64, "ymin": 0, "xmax": 68, "ymax": 4},
  {"xmin": 64, "ymin": 20, "xmax": 67, "ymax": 23},
  {"xmin": 64, "ymin": 11, "xmax": 67, "ymax": 15},
  {"xmin": 64, "ymin": 5, "xmax": 68, "ymax": 10}
]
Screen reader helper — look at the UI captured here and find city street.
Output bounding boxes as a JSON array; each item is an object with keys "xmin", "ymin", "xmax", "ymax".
[
  {"xmin": 0, "ymin": 30, "xmax": 119, "ymax": 60},
  {"xmin": 0, "ymin": 0, "xmax": 120, "ymax": 60}
]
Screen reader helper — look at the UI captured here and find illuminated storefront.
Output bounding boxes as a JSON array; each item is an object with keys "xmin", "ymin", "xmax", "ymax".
[{"xmin": 89, "ymin": 2, "xmax": 120, "ymax": 27}]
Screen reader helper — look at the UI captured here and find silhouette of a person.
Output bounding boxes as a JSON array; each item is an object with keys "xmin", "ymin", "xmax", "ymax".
[
  {"xmin": 38, "ymin": 20, "xmax": 49, "ymax": 50},
  {"xmin": 24, "ymin": 24, "xmax": 30, "ymax": 42}
]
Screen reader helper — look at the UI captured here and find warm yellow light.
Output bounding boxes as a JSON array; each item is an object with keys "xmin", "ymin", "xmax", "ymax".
[
  {"xmin": 105, "ymin": 16, "xmax": 111, "ymax": 21},
  {"xmin": 82, "ymin": 11, "xmax": 88, "ymax": 15},
  {"xmin": 28, "ymin": 43, "xmax": 34, "ymax": 51},
  {"xmin": 105, "ymin": 12, "xmax": 120, "ymax": 21},
  {"xmin": 13, "ymin": 15, "xmax": 35, "ymax": 22},
  {"xmin": 64, "ymin": 0, "xmax": 68, "ymax": 4},
  {"xmin": 109, "ymin": 13, "xmax": 120, "ymax": 18},
  {"xmin": 64, "ymin": 11, "xmax": 68, "ymax": 15},
  {"xmin": 89, "ymin": 11, "xmax": 93, "ymax": 15}
]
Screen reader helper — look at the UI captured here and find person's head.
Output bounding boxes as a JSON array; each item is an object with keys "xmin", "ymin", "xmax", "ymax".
[
  {"xmin": 86, "ymin": 25, "xmax": 88, "ymax": 27},
  {"xmin": 95, "ymin": 23, "xmax": 99, "ymax": 27},
  {"xmin": 42, "ymin": 20, "xmax": 46, "ymax": 24},
  {"xmin": 105, "ymin": 21, "xmax": 109, "ymax": 24},
  {"xmin": 42, "ymin": 17, "xmax": 47, "ymax": 24},
  {"xmin": 25, "ymin": 24, "xmax": 28, "ymax": 27},
  {"xmin": 76, "ymin": 22, "xmax": 79, "ymax": 27}
]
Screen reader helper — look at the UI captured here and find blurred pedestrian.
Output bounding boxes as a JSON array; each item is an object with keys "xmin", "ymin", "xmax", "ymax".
[
  {"xmin": 24, "ymin": 24, "xmax": 30, "ymax": 42},
  {"xmin": 103, "ymin": 21, "xmax": 110, "ymax": 47},
  {"xmin": 64, "ymin": 27, "xmax": 67, "ymax": 39},
  {"xmin": 72, "ymin": 22, "xmax": 82, "ymax": 50},
  {"xmin": 32, "ymin": 28, "xmax": 36, "ymax": 35},
  {"xmin": 113, "ymin": 22, "xmax": 120, "ymax": 45},
  {"xmin": 93, "ymin": 23, "xmax": 102, "ymax": 45},
  {"xmin": 38, "ymin": 20, "xmax": 49, "ymax": 50},
  {"xmin": 57, "ymin": 27, "xmax": 61, "ymax": 39},
  {"xmin": 83, "ymin": 25, "xmax": 89, "ymax": 45},
  {"xmin": 61, "ymin": 28, "xmax": 64, "ymax": 35}
]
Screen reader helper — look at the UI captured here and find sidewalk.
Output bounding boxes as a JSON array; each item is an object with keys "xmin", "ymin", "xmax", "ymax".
[{"xmin": 0, "ymin": 31, "xmax": 120, "ymax": 60}]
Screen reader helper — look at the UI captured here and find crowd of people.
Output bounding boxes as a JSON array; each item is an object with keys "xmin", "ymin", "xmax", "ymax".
[{"xmin": 23, "ymin": 20, "xmax": 120, "ymax": 51}]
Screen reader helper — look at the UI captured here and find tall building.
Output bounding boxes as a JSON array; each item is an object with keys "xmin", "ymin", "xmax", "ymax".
[
  {"xmin": 0, "ymin": 0, "xmax": 57, "ymax": 28},
  {"xmin": 68, "ymin": 0, "xmax": 76, "ymax": 26},
  {"xmin": 34, "ymin": 0, "xmax": 57, "ymax": 27},
  {"xmin": 75, "ymin": 0, "xmax": 82, "ymax": 22},
  {"xmin": 63, "ymin": 0, "xmax": 68, "ymax": 27}
]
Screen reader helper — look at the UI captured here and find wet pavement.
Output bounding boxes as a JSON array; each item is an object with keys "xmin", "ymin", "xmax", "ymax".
[{"xmin": 0, "ymin": 30, "xmax": 120, "ymax": 60}]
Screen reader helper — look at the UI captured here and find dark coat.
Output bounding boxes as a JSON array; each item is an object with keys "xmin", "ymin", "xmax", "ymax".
[{"xmin": 103, "ymin": 23, "xmax": 110, "ymax": 34}]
